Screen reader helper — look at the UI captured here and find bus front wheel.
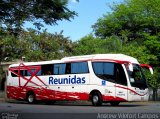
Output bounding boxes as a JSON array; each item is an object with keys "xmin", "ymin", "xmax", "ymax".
[
  {"xmin": 91, "ymin": 92, "xmax": 102, "ymax": 106},
  {"xmin": 26, "ymin": 92, "xmax": 36, "ymax": 104}
]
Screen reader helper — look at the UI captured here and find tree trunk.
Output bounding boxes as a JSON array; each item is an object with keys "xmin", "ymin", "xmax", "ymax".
[
  {"xmin": 0, "ymin": 62, "xmax": 3, "ymax": 91},
  {"xmin": 4, "ymin": 78, "xmax": 7, "ymax": 101},
  {"xmin": 152, "ymin": 88, "xmax": 158, "ymax": 101}
]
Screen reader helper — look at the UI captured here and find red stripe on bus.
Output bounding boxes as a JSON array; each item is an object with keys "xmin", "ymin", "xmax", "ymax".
[{"xmin": 115, "ymin": 85, "xmax": 147, "ymax": 96}]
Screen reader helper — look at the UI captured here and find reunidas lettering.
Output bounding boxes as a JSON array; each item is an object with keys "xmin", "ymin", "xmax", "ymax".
[{"xmin": 49, "ymin": 75, "xmax": 86, "ymax": 84}]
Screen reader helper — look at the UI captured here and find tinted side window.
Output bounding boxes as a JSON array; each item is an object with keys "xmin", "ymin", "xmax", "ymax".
[
  {"xmin": 71, "ymin": 62, "xmax": 89, "ymax": 74},
  {"xmin": 92, "ymin": 62, "xmax": 115, "ymax": 82},
  {"xmin": 11, "ymin": 70, "xmax": 18, "ymax": 77},
  {"xmin": 20, "ymin": 70, "xmax": 26, "ymax": 76},
  {"xmin": 27, "ymin": 69, "xmax": 41, "ymax": 76},
  {"xmin": 54, "ymin": 64, "xmax": 66, "ymax": 75},
  {"xmin": 10, "ymin": 66, "xmax": 42, "ymax": 76},
  {"xmin": 115, "ymin": 64, "xmax": 127, "ymax": 86},
  {"xmin": 41, "ymin": 64, "xmax": 53, "ymax": 75}
]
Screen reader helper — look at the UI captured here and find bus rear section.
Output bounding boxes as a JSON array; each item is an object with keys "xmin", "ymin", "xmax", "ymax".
[
  {"xmin": 6, "ymin": 54, "xmax": 153, "ymax": 106},
  {"xmin": 7, "ymin": 61, "xmax": 90, "ymax": 103}
]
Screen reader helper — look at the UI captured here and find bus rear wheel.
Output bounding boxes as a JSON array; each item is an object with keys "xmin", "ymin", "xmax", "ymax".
[
  {"xmin": 26, "ymin": 92, "xmax": 36, "ymax": 104},
  {"xmin": 91, "ymin": 92, "xmax": 102, "ymax": 106}
]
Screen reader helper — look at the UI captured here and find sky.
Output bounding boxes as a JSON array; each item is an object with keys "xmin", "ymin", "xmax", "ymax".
[
  {"xmin": 26, "ymin": 0, "xmax": 124, "ymax": 41},
  {"xmin": 47, "ymin": 0, "xmax": 112, "ymax": 41}
]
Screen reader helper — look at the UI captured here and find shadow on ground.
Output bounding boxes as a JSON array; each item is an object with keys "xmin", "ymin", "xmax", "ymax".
[{"xmin": 6, "ymin": 100, "xmax": 148, "ymax": 107}]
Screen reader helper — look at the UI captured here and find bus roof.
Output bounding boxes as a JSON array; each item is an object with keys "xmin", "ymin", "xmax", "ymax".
[
  {"xmin": 61, "ymin": 54, "xmax": 139, "ymax": 64},
  {"xmin": 9, "ymin": 54, "xmax": 139, "ymax": 67},
  {"xmin": 9, "ymin": 60, "xmax": 60, "ymax": 68}
]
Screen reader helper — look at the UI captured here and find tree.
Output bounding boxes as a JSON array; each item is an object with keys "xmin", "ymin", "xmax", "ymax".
[
  {"xmin": 121, "ymin": 42, "xmax": 157, "ymax": 64},
  {"xmin": 144, "ymin": 67, "xmax": 160, "ymax": 101},
  {"xmin": 93, "ymin": 0, "xmax": 160, "ymax": 40},
  {"xmin": 13, "ymin": 29, "xmax": 74, "ymax": 61},
  {"xmin": 0, "ymin": 0, "xmax": 77, "ymax": 61},
  {"xmin": 0, "ymin": 0, "xmax": 77, "ymax": 34},
  {"xmin": 0, "ymin": 29, "xmax": 21, "ymax": 85},
  {"xmin": 73, "ymin": 34, "xmax": 102, "ymax": 55},
  {"xmin": 73, "ymin": 34, "xmax": 122, "ymax": 55},
  {"xmin": 143, "ymin": 34, "xmax": 160, "ymax": 66},
  {"xmin": 0, "ymin": 0, "xmax": 77, "ymax": 59}
]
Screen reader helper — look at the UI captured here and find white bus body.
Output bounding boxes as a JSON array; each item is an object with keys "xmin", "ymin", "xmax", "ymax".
[{"xmin": 6, "ymin": 54, "xmax": 153, "ymax": 106}]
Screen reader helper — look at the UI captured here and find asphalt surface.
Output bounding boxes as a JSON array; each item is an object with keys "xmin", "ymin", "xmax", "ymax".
[{"xmin": 0, "ymin": 101, "xmax": 160, "ymax": 119}]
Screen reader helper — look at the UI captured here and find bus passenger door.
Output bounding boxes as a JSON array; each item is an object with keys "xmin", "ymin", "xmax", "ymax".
[{"xmin": 115, "ymin": 64, "xmax": 128, "ymax": 101}]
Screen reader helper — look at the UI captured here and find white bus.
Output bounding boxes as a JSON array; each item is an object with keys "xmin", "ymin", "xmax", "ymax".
[{"xmin": 7, "ymin": 54, "xmax": 153, "ymax": 106}]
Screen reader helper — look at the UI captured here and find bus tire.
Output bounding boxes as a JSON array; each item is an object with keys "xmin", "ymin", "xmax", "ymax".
[
  {"xmin": 110, "ymin": 102, "xmax": 120, "ymax": 106},
  {"xmin": 26, "ymin": 92, "xmax": 36, "ymax": 104},
  {"xmin": 91, "ymin": 92, "xmax": 102, "ymax": 106}
]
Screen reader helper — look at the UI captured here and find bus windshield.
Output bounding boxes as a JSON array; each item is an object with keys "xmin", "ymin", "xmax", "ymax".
[{"xmin": 126, "ymin": 64, "xmax": 147, "ymax": 89}]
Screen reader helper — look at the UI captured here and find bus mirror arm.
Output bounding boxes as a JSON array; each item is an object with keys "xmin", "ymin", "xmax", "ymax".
[
  {"xmin": 149, "ymin": 68, "xmax": 153, "ymax": 75},
  {"xmin": 140, "ymin": 64, "xmax": 153, "ymax": 75}
]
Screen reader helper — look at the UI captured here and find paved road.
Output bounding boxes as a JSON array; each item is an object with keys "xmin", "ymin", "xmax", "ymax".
[{"xmin": 0, "ymin": 101, "xmax": 160, "ymax": 119}]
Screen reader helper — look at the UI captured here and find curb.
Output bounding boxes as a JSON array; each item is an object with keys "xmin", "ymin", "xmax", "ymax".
[
  {"xmin": 0, "ymin": 98, "xmax": 5, "ymax": 102},
  {"xmin": 0, "ymin": 98, "xmax": 16, "ymax": 102}
]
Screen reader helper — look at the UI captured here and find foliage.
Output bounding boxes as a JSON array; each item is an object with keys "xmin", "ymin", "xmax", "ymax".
[
  {"xmin": 144, "ymin": 67, "xmax": 160, "ymax": 100},
  {"xmin": 0, "ymin": 0, "xmax": 77, "ymax": 34},
  {"xmin": 93, "ymin": 0, "xmax": 160, "ymax": 40},
  {"xmin": 144, "ymin": 68, "xmax": 160, "ymax": 90},
  {"xmin": 143, "ymin": 34, "xmax": 160, "ymax": 66},
  {"xmin": 73, "ymin": 34, "xmax": 122, "ymax": 55},
  {"xmin": 121, "ymin": 42, "xmax": 158, "ymax": 64},
  {"xmin": 73, "ymin": 34, "xmax": 102, "ymax": 55},
  {"xmin": 0, "ymin": 29, "xmax": 73, "ymax": 62}
]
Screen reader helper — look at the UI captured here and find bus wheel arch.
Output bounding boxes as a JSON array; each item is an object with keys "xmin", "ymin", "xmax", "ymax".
[
  {"xmin": 89, "ymin": 90, "xmax": 103, "ymax": 106},
  {"xmin": 26, "ymin": 90, "xmax": 36, "ymax": 104}
]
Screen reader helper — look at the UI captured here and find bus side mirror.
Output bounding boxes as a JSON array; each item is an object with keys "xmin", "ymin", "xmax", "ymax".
[
  {"xmin": 140, "ymin": 64, "xmax": 153, "ymax": 75},
  {"xmin": 128, "ymin": 63, "xmax": 133, "ymax": 72}
]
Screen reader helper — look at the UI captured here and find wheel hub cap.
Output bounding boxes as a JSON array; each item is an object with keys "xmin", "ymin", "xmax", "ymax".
[
  {"xmin": 93, "ymin": 95, "xmax": 98, "ymax": 103},
  {"xmin": 28, "ymin": 95, "xmax": 34, "ymax": 102}
]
